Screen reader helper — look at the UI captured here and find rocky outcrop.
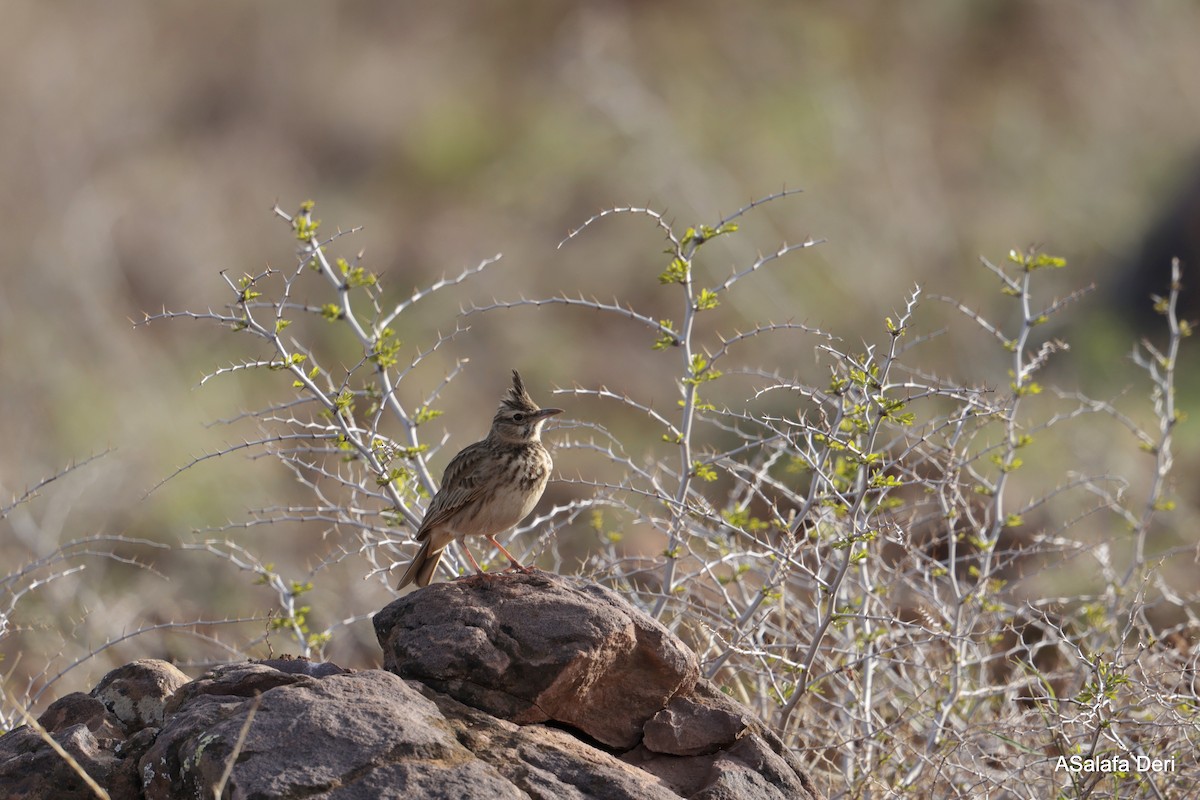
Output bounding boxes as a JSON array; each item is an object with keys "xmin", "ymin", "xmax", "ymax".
[
  {"xmin": 0, "ymin": 572, "xmax": 820, "ymax": 799},
  {"xmin": 0, "ymin": 659, "xmax": 189, "ymax": 799}
]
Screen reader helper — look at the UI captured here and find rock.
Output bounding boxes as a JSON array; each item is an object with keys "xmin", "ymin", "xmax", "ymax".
[
  {"xmin": 421, "ymin": 686, "xmax": 682, "ymax": 800},
  {"xmin": 374, "ymin": 570, "xmax": 700, "ymax": 750},
  {"xmin": 375, "ymin": 571, "xmax": 819, "ymax": 799},
  {"xmin": 92, "ymin": 658, "xmax": 190, "ymax": 733},
  {"xmin": 642, "ymin": 683, "xmax": 751, "ymax": 757},
  {"xmin": 140, "ymin": 663, "xmax": 523, "ymax": 800},
  {"xmin": 0, "ymin": 574, "xmax": 821, "ymax": 799},
  {"xmin": 0, "ymin": 689, "xmax": 145, "ymax": 799}
]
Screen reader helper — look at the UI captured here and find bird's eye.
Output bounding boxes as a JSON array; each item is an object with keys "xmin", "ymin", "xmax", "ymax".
[{"xmin": 512, "ymin": 413, "xmax": 526, "ymax": 422}]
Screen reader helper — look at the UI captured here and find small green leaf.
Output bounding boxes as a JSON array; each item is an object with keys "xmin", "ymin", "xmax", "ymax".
[
  {"xmin": 684, "ymin": 354, "xmax": 722, "ymax": 385},
  {"xmin": 870, "ymin": 472, "xmax": 902, "ymax": 488},
  {"xmin": 1031, "ymin": 253, "xmax": 1067, "ymax": 270},
  {"xmin": 295, "ymin": 213, "xmax": 321, "ymax": 240},
  {"xmin": 653, "ymin": 320, "xmax": 679, "ymax": 350},
  {"xmin": 369, "ymin": 328, "xmax": 402, "ymax": 368},
  {"xmin": 658, "ymin": 258, "xmax": 690, "ymax": 285},
  {"xmin": 346, "ymin": 266, "xmax": 377, "ymax": 288},
  {"xmin": 414, "ymin": 406, "xmax": 443, "ymax": 425}
]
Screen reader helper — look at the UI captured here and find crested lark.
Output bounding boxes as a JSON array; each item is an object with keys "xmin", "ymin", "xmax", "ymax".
[{"xmin": 396, "ymin": 370, "xmax": 562, "ymax": 588}]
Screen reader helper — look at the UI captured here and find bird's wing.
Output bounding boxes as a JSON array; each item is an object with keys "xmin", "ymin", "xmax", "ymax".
[{"xmin": 414, "ymin": 440, "xmax": 490, "ymax": 539}]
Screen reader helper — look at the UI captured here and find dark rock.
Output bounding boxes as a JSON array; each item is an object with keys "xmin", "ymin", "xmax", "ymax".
[
  {"xmin": 256, "ymin": 654, "xmax": 352, "ymax": 677},
  {"xmin": 37, "ymin": 692, "xmax": 122, "ymax": 739},
  {"xmin": 141, "ymin": 664, "xmax": 521, "ymax": 800},
  {"xmin": 1, "ymin": 577, "xmax": 821, "ymax": 799},
  {"xmin": 642, "ymin": 683, "xmax": 751, "ymax": 756},
  {"xmin": 92, "ymin": 658, "xmax": 190, "ymax": 733},
  {"xmin": 375, "ymin": 570, "xmax": 700, "ymax": 750},
  {"xmin": 422, "ymin": 686, "xmax": 681, "ymax": 799},
  {"xmin": 375, "ymin": 571, "xmax": 819, "ymax": 799},
  {"xmin": 0, "ymin": 688, "xmax": 144, "ymax": 799}
]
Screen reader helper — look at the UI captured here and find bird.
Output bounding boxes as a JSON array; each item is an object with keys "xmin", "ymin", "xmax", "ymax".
[{"xmin": 396, "ymin": 370, "xmax": 562, "ymax": 588}]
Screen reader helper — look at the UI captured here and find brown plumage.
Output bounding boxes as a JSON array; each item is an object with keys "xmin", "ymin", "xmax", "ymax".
[{"xmin": 396, "ymin": 370, "xmax": 562, "ymax": 588}]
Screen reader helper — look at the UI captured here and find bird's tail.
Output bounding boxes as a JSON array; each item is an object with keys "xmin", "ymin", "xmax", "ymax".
[{"xmin": 396, "ymin": 538, "xmax": 444, "ymax": 589}]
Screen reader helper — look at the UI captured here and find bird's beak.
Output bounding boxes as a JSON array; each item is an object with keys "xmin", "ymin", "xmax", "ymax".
[{"xmin": 535, "ymin": 407, "xmax": 564, "ymax": 420}]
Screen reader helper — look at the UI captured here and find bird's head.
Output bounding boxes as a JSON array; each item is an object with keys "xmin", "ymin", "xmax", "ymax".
[{"xmin": 490, "ymin": 370, "xmax": 562, "ymax": 443}]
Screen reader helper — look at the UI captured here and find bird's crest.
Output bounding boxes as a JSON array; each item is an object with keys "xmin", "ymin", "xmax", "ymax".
[{"xmin": 500, "ymin": 369, "xmax": 539, "ymax": 413}]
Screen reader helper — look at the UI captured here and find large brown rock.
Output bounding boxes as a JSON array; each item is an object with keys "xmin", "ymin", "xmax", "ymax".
[
  {"xmin": 373, "ymin": 570, "xmax": 700, "ymax": 749},
  {"xmin": 374, "ymin": 571, "xmax": 819, "ymax": 799},
  {"xmin": 0, "ymin": 573, "xmax": 820, "ymax": 799}
]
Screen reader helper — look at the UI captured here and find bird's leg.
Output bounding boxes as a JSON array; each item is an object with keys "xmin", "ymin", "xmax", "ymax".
[
  {"xmin": 486, "ymin": 534, "xmax": 533, "ymax": 574},
  {"xmin": 453, "ymin": 540, "xmax": 488, "ymax": 579}
]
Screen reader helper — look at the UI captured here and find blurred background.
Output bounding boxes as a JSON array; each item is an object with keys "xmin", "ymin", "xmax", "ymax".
[{"xmin": 3, "ymin": 1, "xmax": 1200, "ymax": 708}]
